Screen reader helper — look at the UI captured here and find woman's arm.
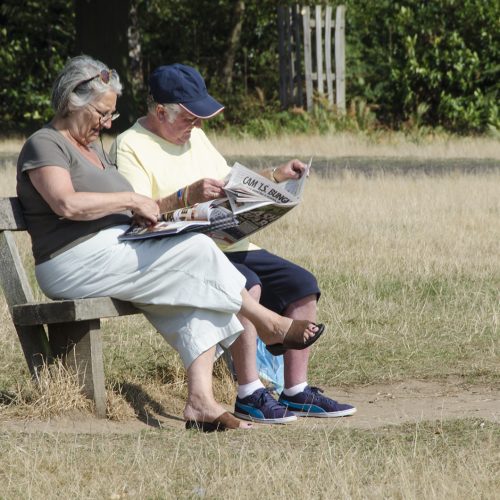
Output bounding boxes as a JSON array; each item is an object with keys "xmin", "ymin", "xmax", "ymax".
[{"xmin": 28, "ymin": 166, "xmax": 160, "ymax": 223}]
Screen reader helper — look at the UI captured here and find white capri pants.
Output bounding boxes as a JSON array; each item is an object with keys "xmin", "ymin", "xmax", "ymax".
[{"xmin": 35, "ymin": 226, "xmax": 245, "ymax": 368}]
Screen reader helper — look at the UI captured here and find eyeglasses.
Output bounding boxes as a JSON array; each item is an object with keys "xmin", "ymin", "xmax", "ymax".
[
  {"xmin": 74, "ymin": 69, "xmax": 116, "ymax": 92},
  {"xmin": 87, "ymin": 103, "xmax": 120, "ymax": 124}
]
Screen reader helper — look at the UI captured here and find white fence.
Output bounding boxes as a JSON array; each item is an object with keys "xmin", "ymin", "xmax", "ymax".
[{"xmin": 277, "ymin": 4, "xmax": 346, "ymax": 112}]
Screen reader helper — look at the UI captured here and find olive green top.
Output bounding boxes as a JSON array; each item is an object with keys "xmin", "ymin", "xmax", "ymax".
[{"xmin": 17, "ymin": 125, "xmax": 133, "ymax": 264}]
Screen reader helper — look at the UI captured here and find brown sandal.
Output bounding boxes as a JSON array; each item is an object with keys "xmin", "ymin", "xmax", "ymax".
[
  {"xmin": 266, "ymin": 321, "xmax": 325, "ymax": 356},
  {"xmin": 185, "ymin": 411, "xmax": 245, "ymax": 432}
]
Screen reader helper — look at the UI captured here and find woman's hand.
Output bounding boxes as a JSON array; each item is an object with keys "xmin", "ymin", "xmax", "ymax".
[
  {"xmin": 129, "ymin": 193, "xmax": 161, "ymax": 226},
  {"xmin": 187, "ymin": 178, "xmax": 225, "ymax": 204},
  {"xmin": 272, "ymin": 159, "xmax": 308, "ymax": 183}
]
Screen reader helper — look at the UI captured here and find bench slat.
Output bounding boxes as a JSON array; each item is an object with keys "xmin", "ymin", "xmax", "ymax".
[
  {"xmin": 0, "ymin": 197, "xmax": 27, "ymax": 231},
  {"xmin": 13, "ymin": 297, "xmax": 140, "ymax": 326}
]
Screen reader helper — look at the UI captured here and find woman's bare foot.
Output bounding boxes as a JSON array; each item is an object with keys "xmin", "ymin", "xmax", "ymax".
[
  {"xmin": 266, "ymin": 320, "xmax": 325, "ymax": 356},
  {"xmin": 184, "ymin": 399, "xmax": 252, "ymax": 430},
  {"xmin": 239, "ymin": 289, "xmax": 319, "ymax": 346},
  {"xmin": 252, "ymin": 314, "xmax": 319, "ymax": 346}
]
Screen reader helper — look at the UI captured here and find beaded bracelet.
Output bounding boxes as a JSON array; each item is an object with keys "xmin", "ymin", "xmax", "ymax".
[{"xmin": 177, "ymin": 188, "xmax": 184, "ymax": 206}]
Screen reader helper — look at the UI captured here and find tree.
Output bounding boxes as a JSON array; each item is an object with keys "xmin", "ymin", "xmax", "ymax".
[
  {"xmin": 222, "ymin": 1, "xmax": 245, "ymax": 90},
  {"xmin": 74, "ymin": 0, "xmax": 144, "ymax": 130}
]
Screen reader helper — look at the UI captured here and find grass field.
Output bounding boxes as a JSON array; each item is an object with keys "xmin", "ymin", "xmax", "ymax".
[{"xmin": 0, "ymin": 137, "xmax": 499, "ymax": 498}]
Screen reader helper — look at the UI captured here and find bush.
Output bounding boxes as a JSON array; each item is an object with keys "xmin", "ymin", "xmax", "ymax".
[{"xmin": 346, "ymin": 0, "xmax": 499, "ymax": 133}]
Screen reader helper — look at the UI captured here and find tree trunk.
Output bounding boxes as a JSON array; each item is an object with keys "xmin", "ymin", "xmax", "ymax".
[
  {"xmin": 74, "ymin": 0, "xmax": 143, "ymax": 131},
  {"xmin": 222, "ymin": 1, "xmax": 245, "ymax": 90}
]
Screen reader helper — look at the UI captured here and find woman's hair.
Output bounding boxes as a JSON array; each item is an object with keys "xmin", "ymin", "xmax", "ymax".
[
  {"xmin": 146, "ymin": 95, "xmax": 180, "ymax": 123},
  {"xmin": 51, "ymin": 55, "xmax": 122, "ymax": 117}
]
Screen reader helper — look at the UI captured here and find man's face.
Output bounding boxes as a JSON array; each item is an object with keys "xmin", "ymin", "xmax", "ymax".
[{"xmin": 160, "ymin": 106, "xmax": 202, "ymax": 145}]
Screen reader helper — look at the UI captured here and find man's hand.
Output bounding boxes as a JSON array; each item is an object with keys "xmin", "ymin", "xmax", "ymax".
[
  {"xmin": 272, "ymin": 159, "xmax": 308, "ymax": 182},
  {"xmin": 188, "ymin": 178, "xmax": 225, "ymax": 203}
]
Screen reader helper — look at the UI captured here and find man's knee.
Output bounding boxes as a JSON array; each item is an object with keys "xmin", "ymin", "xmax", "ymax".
[
  {"xmin": 248, "ymin": 284, "xmax": 262, "ymax": 300},
  {"xmin": 284, "ymin": 294, "xmax": 318, "ymax": 316}
]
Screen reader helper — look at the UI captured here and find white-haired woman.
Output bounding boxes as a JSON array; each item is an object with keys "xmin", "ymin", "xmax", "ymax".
[{"xmin": 16, "ymin": 56, "xmax": 324, "ymax": 431}]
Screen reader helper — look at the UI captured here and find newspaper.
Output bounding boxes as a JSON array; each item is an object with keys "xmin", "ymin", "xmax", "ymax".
[
  {"xmin": 119, "ymin": 160, "xmax": 311, "ymax": 246},
  {"xmin": 119, "ymin": 199, "xmax": 237, "ymax": 241}
]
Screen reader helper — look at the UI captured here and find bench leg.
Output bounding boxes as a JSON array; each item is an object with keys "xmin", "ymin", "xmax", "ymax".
[
  {"xmin": 14, "ymin": 324, "xmax": 52, "ymax": 378},
  {"xmin": 48, "ymin": 320, "xmax": 106, "ymax": 418}
]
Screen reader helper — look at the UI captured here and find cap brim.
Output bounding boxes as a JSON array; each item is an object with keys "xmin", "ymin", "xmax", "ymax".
[{"xmin": 179, "ymin": 95, "xmax": 224, "ymax": 119}]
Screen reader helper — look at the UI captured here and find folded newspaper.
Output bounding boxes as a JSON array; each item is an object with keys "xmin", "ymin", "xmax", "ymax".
[{"xmin": 119, "ymin": 160, "xmax": 311, "ymax": 246}]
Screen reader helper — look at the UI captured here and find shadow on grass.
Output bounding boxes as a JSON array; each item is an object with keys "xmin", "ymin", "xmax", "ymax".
[
  {"xmin": 0, "ymin": 390, "xmax": 16, "ymax": 406},
  {"xmin": 114, "ymin": 382, "xmax": 183, "ymax": 428}
]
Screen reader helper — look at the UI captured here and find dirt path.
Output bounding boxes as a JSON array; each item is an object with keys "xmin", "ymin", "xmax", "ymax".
[{"xmin": 1, "ymin": 379, "xmax": 498, "ymax": 434}]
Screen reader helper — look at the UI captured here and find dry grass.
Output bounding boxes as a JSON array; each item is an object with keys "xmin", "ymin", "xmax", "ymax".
[
  {"xmin": 3, "ymin": 131, "xmax": 499, "ymax": 159},
  {"xmin": 3, "ymin": 360, "xmax": 92, "ymax": 419},
  {"xmin": 210, "ymin": 131, "xmax": 500, "ymax": 159},
  {"xmin": 1, "ymin": 139, "xmax": 499, "ymax": 498},
  {"xmin": 0, "ymin": 420, "xmax": 498, "ymax": 498}
]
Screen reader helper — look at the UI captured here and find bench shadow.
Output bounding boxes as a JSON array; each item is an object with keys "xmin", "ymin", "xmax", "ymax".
[
  {"xmin": 0, "ymin": 390, "xmax": 16, "ymax": 406},
  {"xmin": 114, "ymin": 382, "xmax": 184, "ymax": 428}
]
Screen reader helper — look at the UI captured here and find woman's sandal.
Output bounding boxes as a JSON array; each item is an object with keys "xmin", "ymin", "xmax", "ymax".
[
  {"xmin": 265, "ymin": 320, "xmax": 325, "ymax": 356},
  {"xmin": 185, "ymin": 411, "xmax": 246, "ymax": 433}
]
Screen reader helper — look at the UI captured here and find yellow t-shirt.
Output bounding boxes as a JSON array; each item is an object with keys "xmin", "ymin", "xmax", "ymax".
[{"xmin": 112, "ymin": 120, "xmax": 257, "ymax": 252}]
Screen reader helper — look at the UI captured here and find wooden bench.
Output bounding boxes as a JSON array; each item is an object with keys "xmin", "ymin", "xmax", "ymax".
[{"xmin": 0, "ymin": 196, "xmax": 140, "ymax": 417}]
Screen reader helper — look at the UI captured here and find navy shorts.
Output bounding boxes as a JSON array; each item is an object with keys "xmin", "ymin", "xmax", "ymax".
[{"xmin": 225, "ymin": 249, "xmax": 321, "ymax": 314}]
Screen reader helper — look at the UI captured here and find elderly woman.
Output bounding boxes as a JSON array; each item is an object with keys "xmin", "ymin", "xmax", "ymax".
[{"xmin": 16, "ymin": 55, "xmax": 324, "ymax": 431}]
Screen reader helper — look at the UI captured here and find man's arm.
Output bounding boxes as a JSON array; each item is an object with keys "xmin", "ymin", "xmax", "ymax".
[{"xmin": 260, "ymin": 159, "xmax": 307, "ymax": 183}]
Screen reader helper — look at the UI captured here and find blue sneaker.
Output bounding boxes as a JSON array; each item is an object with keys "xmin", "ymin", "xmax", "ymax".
[
  {"xmin": 278, "ymin": 386, "xmax": 356, "ymax": 417},
  {"xmin": 234, "ymin": 388, "xmax": 297, "ymax": 424}
]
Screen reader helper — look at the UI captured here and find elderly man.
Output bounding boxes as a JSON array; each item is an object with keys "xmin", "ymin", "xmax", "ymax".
[{"xmin": 112, "ymin": 64, "xmax": 356, "ymax": 424}]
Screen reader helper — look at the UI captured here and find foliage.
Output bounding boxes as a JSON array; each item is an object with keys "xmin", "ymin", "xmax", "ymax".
[
  {"xmin": 0, "ymin": 0, "xmax": 75, "ymax": 134},
  {"xmin": 345, "ymin": 0, "xmax": 500, "ymax": 132},
  {"xmin": 0, "ymin": 0, "xmax": 498, "ymax": 135}
]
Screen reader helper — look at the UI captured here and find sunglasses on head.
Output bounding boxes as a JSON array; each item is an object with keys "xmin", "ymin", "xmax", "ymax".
[{"xmin": 74, "ymin": 69, "xmax": 116, "ymax": 92}]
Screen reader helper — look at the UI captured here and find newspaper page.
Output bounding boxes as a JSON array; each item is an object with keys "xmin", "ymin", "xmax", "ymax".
[
  {"xmin": 223, "ymin": 160, "xmax": 310, "ymax": 214},
  {"xmin": 119, "ymin": 199, "xmax": 237, "ymax": 241}
]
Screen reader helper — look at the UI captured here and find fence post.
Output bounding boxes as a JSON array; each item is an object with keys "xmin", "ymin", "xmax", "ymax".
[
  {"xmin": 324, "ymin": 6, "xmax": 334, "ymax": 106},
  {"xmin": 335, "ymin": 5, "xmax": 346, "ymax": 112},
  {"xmin": 291, "ymin": 5, "xmax": 303, "ymax": 107},
  {"xmin": 315, "ymin": 5, "xmax": 324, "ymax": 96},
  {"xmin": 302, "ymin": 6, "xmax": 313, "ymax": 111}
]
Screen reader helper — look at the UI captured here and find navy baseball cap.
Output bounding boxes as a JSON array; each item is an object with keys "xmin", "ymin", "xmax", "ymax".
[{"xmin": 149, "ymin": 64, "xmax": 224, "ymax": 119}]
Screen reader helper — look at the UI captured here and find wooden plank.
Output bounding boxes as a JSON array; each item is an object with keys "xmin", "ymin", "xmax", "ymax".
[
  {"xmin": 0, "ymin": 230, "xmax": 51, "ymax": 374},
  {"xmin": 0, "ymin": 197, "xmax": 26, "ymax": 231},
  {"xmin": 0, "ymin": 231, "xmax": 34, "ymax": 309},
  {"xmin": 335, "ymin": 5, "xmax": 347, "ymax": 112},
  {"xmin": 315, "ymin": 5, "xmax": 324, "ymax": 96},
  {"xmin": 13, "ymin": 296, "xmax": 140, "ymax": 326},
  {"xmin": 49, "ymin": 320, "xmax": 106, "ymax": 418},
  {"xmin": 291, "ymin": 5, "xmax": 303, "ymax": 107},
  {"xmin": 302, "ymin": 6, "xmax": 313, "ymax": 111},
  {"xmin": 325, "ymin": 6, "xmax": 334, "ymax": 106}
]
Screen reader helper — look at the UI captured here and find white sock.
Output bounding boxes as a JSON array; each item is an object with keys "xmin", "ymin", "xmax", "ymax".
[
  {"xmin": 237, "ymin": 379, "xmax": 265, "ymax": 399},
  {"xmin": 283, "ymin": 382, "xmax": 308, "ymax": 397}
]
